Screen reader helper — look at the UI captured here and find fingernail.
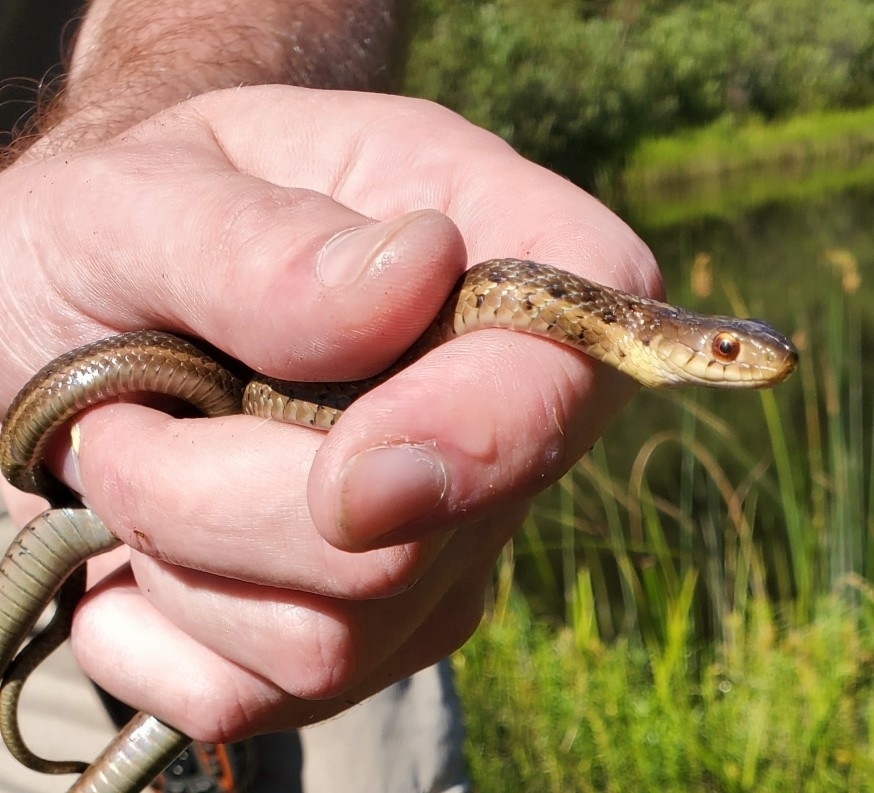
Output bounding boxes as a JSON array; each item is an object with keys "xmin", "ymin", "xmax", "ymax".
[
  {"xmin": 336, "ymin": 444, "xmax": 448, "ymax": 546},
  {"xmin": 316, "ymin": 210, "xmax": 433, "ymax": 288},
  {"xmin": 60, "ymin": 422, "xmax": 85, "ymax": 496}
]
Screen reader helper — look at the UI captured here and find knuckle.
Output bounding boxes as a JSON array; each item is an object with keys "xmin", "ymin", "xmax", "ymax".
[
  {"xmin": 269, "ymin": 609, "xmax": 358, "ymax": 700},
  {"xmin": 350, "ymin": 544, "xmax": 434, "ymax": 598},
  {"xmin": 213, "ymin": 186, "xmax": 303, "ymax": 264},
  {"xmin": 178, "ymin": 675, "xmax": 260, "ymax": 743}
]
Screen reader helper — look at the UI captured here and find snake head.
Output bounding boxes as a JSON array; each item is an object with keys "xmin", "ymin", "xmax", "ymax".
[{"xmin": 623, "ymin": 311, "xmax": 799, "ymax": 389}]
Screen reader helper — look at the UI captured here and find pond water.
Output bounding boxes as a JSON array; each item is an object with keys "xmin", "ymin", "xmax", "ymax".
[{"xmin": 632, "ymin": 182, "xmax": 874, "ymax": 348}]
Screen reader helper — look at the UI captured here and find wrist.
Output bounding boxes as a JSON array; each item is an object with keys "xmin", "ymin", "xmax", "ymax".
[{"xmin": 19, "ymin": 0, "xmax": 404, "ymax": 154}]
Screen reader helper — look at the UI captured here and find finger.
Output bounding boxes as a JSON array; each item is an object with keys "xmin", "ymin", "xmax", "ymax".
[
  {"xmin": 69, "ymin": 403, "xmax": 443, "ymax": 596},
  {"xmin": 1, "ymin": 149, "xmax": 464, "ymax": 401},
  {"xmin": 74, "ymin": 568, "xmax": 483, "ymax": 741},
  {"xmin": 71, "ymin": 566, "xmax": 289, "ymax": 742},
  {"xmin": 191, "ymin": 85, "xmax": 662, "ymax": 298},
  {"xmin": 126, "ymin": 503, "xmax": 513, "ymax": 695},
  {"xmin": 309, "ymin": 328, "xmax": 631, "ymax": 550},
  {"xmin": 72, "ymin": 505, "xmax": 519, "ymax": 739}
]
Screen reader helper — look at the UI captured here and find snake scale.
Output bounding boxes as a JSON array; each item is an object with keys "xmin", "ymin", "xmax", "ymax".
[{"xmin": 0, "ymin": 259, "xmax": 797, "ymax": 792}]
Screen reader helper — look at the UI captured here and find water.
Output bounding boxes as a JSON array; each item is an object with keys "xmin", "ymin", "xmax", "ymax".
[{"xmin": 629, "ymin": 182, "xmax": 874, "ymax": 340}]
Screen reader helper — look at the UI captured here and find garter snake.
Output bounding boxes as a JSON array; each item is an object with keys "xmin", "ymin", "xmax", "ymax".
[{"xmin": 0, "ymin": 258, "xmax": 797, "ymax": 792}]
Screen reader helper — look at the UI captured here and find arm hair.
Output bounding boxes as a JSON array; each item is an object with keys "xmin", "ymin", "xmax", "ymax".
[{"xmin": 13, "ymin": 0, "xmax": 408, "ymax": 153}]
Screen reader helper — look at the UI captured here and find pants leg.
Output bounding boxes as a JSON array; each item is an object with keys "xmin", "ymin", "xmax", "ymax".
[{"xmin": 301, "ymin": 660, "xmax": 470, "ymax": 793}]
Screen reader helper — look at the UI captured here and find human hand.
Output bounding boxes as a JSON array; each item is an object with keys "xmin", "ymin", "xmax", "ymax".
[{"xmin": 0, "ymin": 85, "xmax": 660, "ymax": 740}]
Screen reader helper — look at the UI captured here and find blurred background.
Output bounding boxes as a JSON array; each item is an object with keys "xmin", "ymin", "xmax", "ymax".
[{"xmin": 2, "ymin": 2, "xmax": 873, "ymax": 790}]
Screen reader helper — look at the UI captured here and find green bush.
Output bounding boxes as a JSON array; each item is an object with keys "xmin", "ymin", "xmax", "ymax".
[
  {"xmin": 404, "ymin": 0, "xmax": 874, "ymax": 186},
  {"xmin": 456, "ymin": 590, "xmax": 874, "ymax": 792}
]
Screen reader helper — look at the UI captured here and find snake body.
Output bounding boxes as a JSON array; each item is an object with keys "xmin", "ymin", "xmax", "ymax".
[{"xmin": 0, "ymin": 259, "xmax": 797, "ymax": 792}]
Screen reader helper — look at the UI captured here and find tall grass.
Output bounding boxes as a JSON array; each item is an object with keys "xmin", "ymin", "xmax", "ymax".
[
  {"xmin": 454, "ymin": 260, "xmax": 874, "ymax": 791},
  {"xmin": 456, "ymin": 590, "xmax": 874, "ymax": 792}
]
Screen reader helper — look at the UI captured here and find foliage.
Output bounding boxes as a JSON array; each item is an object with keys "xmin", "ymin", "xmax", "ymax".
[
  {"xmin": 404, "ymin": 0, "xmax": 874, "ymax": 186},
  {"xmin": 455, "ymin": 589, "xmax": 874, "ymax": 792}
]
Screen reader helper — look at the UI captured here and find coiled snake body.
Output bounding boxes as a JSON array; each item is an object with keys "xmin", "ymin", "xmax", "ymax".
[{"xmin": 0, "ymin": 259, "xmax": 797, "ymax": 792}]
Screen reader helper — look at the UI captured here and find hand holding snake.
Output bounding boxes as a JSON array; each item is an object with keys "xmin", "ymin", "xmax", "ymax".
[{"xmin": 0, "ymin": 88, "xmax": 794, "ymax": 791}]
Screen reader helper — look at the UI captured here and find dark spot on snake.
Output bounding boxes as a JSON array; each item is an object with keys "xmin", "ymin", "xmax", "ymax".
[
  {"xmin": 547, "ymin": 283, "xmax": 568, "ymax": 300},
  {"xmin": 523, "ymin": 298, "xmax": 534, "ymax": 313},
  {"xmin": 487, "ymin": 270, "xmax": 507, "ymax": 284},
  {"xmin": 601, "ymin": 309, "xmax": 617, "ymax": 324},
  {"xmin": 642, "ymin": 338, "xmax": 650, "ymax": 347},
  {"xmin": 475, "ymin": 294, "xmax": 485, "ymax": 308}
]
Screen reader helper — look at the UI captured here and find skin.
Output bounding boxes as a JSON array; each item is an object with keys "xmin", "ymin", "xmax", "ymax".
[{"xmin": 0, "ymin": 0, "xmax": 661, "ymax": 742}]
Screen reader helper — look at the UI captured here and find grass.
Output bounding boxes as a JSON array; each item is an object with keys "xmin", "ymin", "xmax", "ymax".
[
  {"xmin": 615, "ymin": 107, "xmax": 874, "ymax": 227},
  {"xmin": 453, "ymin": 260, "xmax": 874, "ymax": 791},
  {"xmin": 455, "ymin": 590, "xmax": 874, "ymax": 792}
]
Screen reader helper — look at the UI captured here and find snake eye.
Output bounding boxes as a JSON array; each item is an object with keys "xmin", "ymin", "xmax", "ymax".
[{"xmin": 712, "ymin": 332, "xmax": 741, "ymax": 362}]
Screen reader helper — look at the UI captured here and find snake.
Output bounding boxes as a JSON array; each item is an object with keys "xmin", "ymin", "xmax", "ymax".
[{"xmin": 0, "ymin": 258, "xmax": 797, "ymax": 792}]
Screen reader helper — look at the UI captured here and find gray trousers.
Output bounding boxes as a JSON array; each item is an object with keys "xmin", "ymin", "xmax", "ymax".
[{"xmin": 250, "ymin": 660, "xmax": 470, "ymax": 793}]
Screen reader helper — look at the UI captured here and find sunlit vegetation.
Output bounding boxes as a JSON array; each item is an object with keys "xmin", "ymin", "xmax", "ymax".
[{"xmin": 404, "ymin": 0, "xmax": 874, "ymax": 189}]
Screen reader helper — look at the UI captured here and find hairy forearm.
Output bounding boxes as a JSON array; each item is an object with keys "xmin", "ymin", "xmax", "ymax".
[{"xmin": 41, "ymin": 0, "xmax": 406, "ymax": 146}]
